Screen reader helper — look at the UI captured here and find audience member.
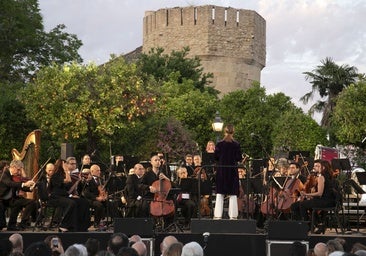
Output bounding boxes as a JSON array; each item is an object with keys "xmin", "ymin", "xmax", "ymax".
[
  {"xmin": 85, "ymin": 238, "xmax": 100, "ymax": 256},
  {"xmin": 64, "ymin": 243, "xmax": 88, "ymax": 256},
  {"xmin": 352, "ymin": 243, "xmax": 366, "ymax": 254},
  {"xmin": 327, "ymin": 239, "xmax": 344, "ymax": 254},
  {"xmin": 24, "ymin": 241, "xmax": 52, "ymax": 256},
  {"xmin": 314, "ymin": 242, "xmax": 328, "ymax": 256},
  {"xmin": 107, "ymin": 233, "xmax": 129, "ymax": 255},
  {"xmin": 160, "ymin": 235, "xmax": 178, "ymax": 255},
  {"xmin": 117, "ymin": 247, "xmax": 138, "ymax": 256},
  {"xmin": 355, "ymin": 251, "xmax": 366, "ymax": 256},
  {"xmin": 9, "ymin": 233, "xmax": 23, "ymax": 253},
  {"xmin": 163, "ymin": 242, "xmax": 183, "ymax": 256},
  {"xmin": 44, "ymin": 235, "xmax": 64, "ymax": 256},
  {"xmin": 131, "ymin": 241, "xmax": 147, "ymax": 256},
  {"xmin": 181, "ymin": 242, "xmax": 203, "ymax": 256}
]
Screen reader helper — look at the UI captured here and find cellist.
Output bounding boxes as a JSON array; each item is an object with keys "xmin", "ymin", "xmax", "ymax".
[{"xmin": 140, "ymin": 154, "xmax": 172, "ymax": 218}]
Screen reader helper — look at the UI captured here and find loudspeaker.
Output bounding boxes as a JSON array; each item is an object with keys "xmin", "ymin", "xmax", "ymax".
[
  {"xmin": 266, "ymin": 240, "xmax": 309, "ymax": 256},
  {"xmin": 61, "ymin": 143, "xmax": 73, "ymax": 160},
  {"xmin": 268, "ymin": 221, "xmax": 309, "ymax": 240},
  {"xmin": 114, "ymin": 218, "xmax": 154, "ymax": 236},
  {"xmin": 190, "ymin": 219, "xmax": 256, "ymax": 234}
]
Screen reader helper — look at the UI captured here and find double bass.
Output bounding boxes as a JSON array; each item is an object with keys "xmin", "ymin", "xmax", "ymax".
[{"xmin": 150, "ymin": 176, "xmax": 175, "ymax": 217}]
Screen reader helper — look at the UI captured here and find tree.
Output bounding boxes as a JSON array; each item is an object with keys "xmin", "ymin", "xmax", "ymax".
[
  {"xmin": 0, "ymin": 0, "xmax": 82, "ymax": 83},
  {"xmin": 20, "ymin": 58, "xmax": 158, "ymax": 153},
  {"xmin": 271, "ymin": 108, "xmax": 328, "ymax": 155},
  {"xmin": 332, "ymin": 80, "xmax": 366, "ymax": 145},
  {"xmin": 301, "ymin": 57, "xmax": 358, "ymax": 144},
  {"xmin": 137, "ymin": 47, "xmax": 216, "ymax": 94}
]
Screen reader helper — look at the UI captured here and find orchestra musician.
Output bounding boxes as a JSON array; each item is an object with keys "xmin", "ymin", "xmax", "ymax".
[
  {"xmin": 175, "ymin": 167, "xmax": 197, "ymax": 228},
  {"xmin": 83, "ymin": 164, "xmax": 111, "ymax": 230},
  {"xmin": 140, "ymin": 154, "xmax": 172, "ymax": 220},
  {"xmin": 49, "ymin": 158, "xmax": 90, "ymax": 232},
  {"xmin": 0, "ymin": 160, "xmax": 37, "ymax": 231},
  {"xmin": 290, "ymin": 159, "xmax": 336, "ymax": 228},
  {"xmin": 124, "ymin": 163, "xmax": 147, "ymax": 217}
]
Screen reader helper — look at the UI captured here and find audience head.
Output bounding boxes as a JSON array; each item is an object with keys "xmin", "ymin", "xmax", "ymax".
[
  {"xmin": 96, "ymin": 250, "xmax": 114, "ymax": 256},
  {"xmin": 163, "ymin": 242, "xmax": 183, "ymax": 256},
  {"xmin": 160, "ymin": 235, "xmax": 178, "ymax": 255},
  {"xmin": 327, "ymin": 239, "xmax": 344, "ymax": 254},
  {"xmin": 314, "ymin": 242, "xmax": 328, "ymax": 256},
  {"xmin": 64, "ymin": 243, "xmax": 88, "ymax": 256},
  {"xmin": 85, "ymin": 238, "xmax": 100, "ymax": 256},
  {"xmin": 108, "ymin": 233, "xmax": 129, "ymax": 255},
  {"xmin": 181, "ymin": 241, "xmax": 203, "ymax": 256},
  {"xmin": 117, "ymin": 247, "xmax": 138, "ymax": 256},
  {"xmin": 24, "ymin": 241, "xmax": 52, "ymax": 256},
  {"xmin": 131, "ymin": 241, "xmax": 147, "ymax": 256},
  {"xmin": 9, "ymin": 233, "xmax": 23, "ymax": 253},
  {"xmin": 352, "ymin": 243, "xmax": 366, "ymax": 254}
]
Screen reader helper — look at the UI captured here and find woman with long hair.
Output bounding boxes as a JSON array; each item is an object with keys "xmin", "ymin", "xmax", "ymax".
[{"xmin": 213, "ymin": 124, "xmax": 243, "ymax": 220}]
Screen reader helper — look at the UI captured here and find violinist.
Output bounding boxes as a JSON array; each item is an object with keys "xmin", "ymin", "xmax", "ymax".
[
  {"xmin": 290, "ymin": 159, "xmax": 336, "ymax": 225},
  {"xmin": 0, "ymin": 160, "xmax": 37, "ymax": 231},
  {"xmin": 83, "ymin": 164, "xmax": 114, "ymax": 230}
]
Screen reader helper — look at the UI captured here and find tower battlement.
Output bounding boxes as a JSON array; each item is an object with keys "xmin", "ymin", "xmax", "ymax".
[{"xmin": 143, "ymin": 5, "xmax": 266, "ymax": 93}]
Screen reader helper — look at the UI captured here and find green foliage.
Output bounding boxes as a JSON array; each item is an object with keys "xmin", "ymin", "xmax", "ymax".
[
  {"xmin": 137, "ymin": 47, "xmax": 216, "ymax": 93},
  {"xmin": 332, "ymin": 81, "xmax": 366, "ymax": 144},
  {"xmin": 0, "ymin": 100, "xmax": 37, "ymax": 159},
  {"xmin": 218, "ymin": 84, "xmax": 326, "ymax": 158},
  {"xmin": 157, "ymin": 76, "xmax": 219, "ymax": 151},
  {"xmin": 271, "ymin": 108, "xmax": 328, "ymax": 156},
  {"xmin": 20, "ymin": 58, "xmax": 158, "ymax": 153},
  {"xmin": 301, "ymin": 57, "xmax": 359, "ymax": 145},
  {"xmin": 0, "ymin": 0, "xmax": 82, "ymax": 83}
]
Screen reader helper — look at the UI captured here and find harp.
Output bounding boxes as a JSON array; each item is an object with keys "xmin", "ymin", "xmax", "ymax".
[{"xmin": 11, "ymin": 129, "xmax": 41, "ymax": 181}]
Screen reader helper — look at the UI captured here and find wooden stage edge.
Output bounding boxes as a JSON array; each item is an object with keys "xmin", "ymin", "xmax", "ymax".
[{"xmin": 1, "ymin": 228, "xmax": 366, "ymax": 255}]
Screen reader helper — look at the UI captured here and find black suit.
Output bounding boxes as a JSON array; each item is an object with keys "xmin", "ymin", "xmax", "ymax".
[
  {"xmin": 125, "ymin": 174, "xmax": 147, "ymax": 217},
  {"xmin": 0, "ymin": 169, "xmax": 37, "ymax": 229},
  {"xmin": 83, "ymin": 177, "xmax": 108, "ymax": 225}
]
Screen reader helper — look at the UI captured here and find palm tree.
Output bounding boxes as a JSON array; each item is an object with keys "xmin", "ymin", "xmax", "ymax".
[{"xmin": 301, "ymin": 57, "xmax": 358, "ymax": 143}]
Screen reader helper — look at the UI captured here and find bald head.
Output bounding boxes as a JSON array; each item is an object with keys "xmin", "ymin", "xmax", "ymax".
[
  {"xmin": 314, "ymin": 242, "xmax": 328, "ymax": 256},
  {"xmin": 132, "ymin": 241, "xmax": 147, "ymax": 256}
]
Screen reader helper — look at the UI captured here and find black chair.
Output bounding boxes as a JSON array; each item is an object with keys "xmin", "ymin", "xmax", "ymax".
[{"xmin": 311, "ymin": 184, "xmax": 344, "ymax": 234}]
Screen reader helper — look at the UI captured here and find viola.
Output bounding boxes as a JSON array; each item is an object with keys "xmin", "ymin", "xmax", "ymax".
[{"xmin": 150, "ymin": 175, "xmax": 175, "ymax": 217}]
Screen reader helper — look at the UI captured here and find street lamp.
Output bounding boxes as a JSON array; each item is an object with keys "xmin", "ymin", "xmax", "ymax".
[{"xmin": 212, "ymin": 111, "xmax": 223, "ymax": 143}]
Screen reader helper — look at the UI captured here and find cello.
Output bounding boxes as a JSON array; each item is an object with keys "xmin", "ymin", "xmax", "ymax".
[{"xmin": 150, "ymin": 175, "xmax": 175, "ymax": 217}]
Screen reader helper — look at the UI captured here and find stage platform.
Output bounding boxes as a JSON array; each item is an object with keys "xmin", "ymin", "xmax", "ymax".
[{"xmin": 1, "ymin": 221, "xmax": 366, "ymax": 256}]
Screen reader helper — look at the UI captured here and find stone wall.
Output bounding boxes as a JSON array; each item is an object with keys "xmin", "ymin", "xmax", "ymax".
[{"xmin": 143, "ymin": 5, "xmax": 266, "ymax": 93}]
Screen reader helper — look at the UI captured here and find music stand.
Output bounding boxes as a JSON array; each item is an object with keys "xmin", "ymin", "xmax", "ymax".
[
  {"xmin": 331, "ymin": 158, "xmax": 351, "ymax": 172},
  {"xmin": 163, "ymin": 187, "xmax": 184, "ymax": 233},
  {"xmin": 251, "ymin": 159, "xmax": 266, "ymax": 177}
]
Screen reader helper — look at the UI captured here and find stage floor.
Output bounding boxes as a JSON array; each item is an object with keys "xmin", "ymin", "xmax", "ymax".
[{"xmin": 1, "ymin": 223, "xmax": 366, "ymax": 256}]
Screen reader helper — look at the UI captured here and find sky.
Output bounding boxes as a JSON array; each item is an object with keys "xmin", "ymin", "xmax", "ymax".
[{"xmin": 38, "ymin": 0, "xmax": 366, "ymax": 119}]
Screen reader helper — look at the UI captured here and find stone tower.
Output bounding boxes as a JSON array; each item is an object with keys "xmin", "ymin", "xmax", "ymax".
[{"xmin": 143, "ymin": 5, "xmax": 266, "ymax": 94}]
